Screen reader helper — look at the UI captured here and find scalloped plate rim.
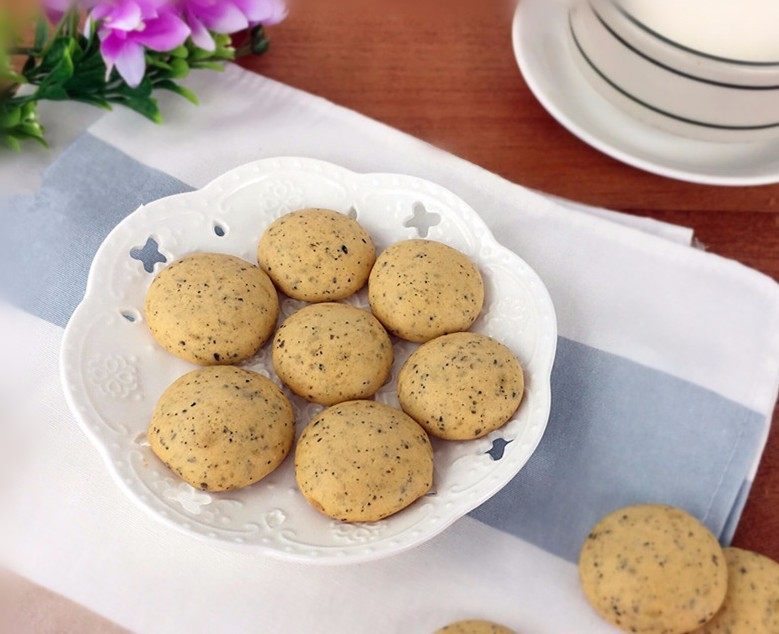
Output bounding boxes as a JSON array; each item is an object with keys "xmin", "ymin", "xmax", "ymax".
[{"xmin": 59, "ymin": 156, "xmax": 557, "ymax": 564}]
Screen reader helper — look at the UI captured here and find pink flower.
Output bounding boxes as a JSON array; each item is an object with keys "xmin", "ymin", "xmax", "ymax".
[
  {"xmin": 180, "ymin": 0, "xmax": 286, "ymax": 51},
  {"xmin": 90, "ymin": 0, "xmax": 190, "ymax": 87},
  {"xmin": 43, "ymin": 0, "xmax": 75, "ymax": 23},
  {"xmin": 234, "ymin": 0, "xmax": 287, "ymax": 26}
]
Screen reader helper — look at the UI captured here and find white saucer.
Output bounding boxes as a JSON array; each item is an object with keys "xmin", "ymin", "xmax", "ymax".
[{"xmin": 512, "ymin": 0, "xmax": 779, "ymax": 186}]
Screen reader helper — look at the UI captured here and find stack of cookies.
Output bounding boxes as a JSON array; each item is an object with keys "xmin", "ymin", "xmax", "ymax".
[
  {"xmin": 144, "ymin": 208, "xmax": 525, "ymax": 523},
  {"xmin": 578, "ymin": 504, "xmax": 779, "ymax": 633}
]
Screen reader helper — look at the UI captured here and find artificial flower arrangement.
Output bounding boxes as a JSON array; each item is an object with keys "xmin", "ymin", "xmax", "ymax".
[{"xmin": 0, "ymin": 0, "xmax": 286, "ymax": 150}]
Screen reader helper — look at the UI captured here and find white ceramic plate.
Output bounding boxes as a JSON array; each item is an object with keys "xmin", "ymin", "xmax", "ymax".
[
  {"xmin": 60, "ymin": 157, "xmax": 557, "ymax": 564},
  {"xmin": 513, "ymin": 0, "xmax": 779, "ymax": 186}
]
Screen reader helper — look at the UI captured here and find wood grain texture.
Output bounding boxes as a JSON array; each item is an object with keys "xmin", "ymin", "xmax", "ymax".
[{"xmin": 238, "ymin": 0, "xmax": 779, "ymax": 559}]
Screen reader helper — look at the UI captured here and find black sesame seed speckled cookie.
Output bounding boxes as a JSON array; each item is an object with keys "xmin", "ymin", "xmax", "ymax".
[
  {"xmin": 397, "ymin": 332, "xmax": 523, "ymax": 440},
  {"xmin": 368, "ymin": 239, "xmax": 484, "ymax": 342},
  {"xmin": 693, "ymin": 547, "xmax": 779, "ymax": 634},
  {"xmin": 272, "ymin": 303, "xmax": 393, "ymax": 406},
  {"xmin": 144, "ymin": 253, "xmax": 278, "ymax": 365},
  {"xmin": 579, "ymin": 504, "xmax": 728, "ymax": 634},
  {"xmin": 294, "ymin": 400, "xmax": 433, "ymax": 522},
  {"xmin": 257, "ymin": 208, "xmax": 375, "ymax": 302},
  {"xmin": 435, "ymin": 620, "xmax": 516, "ymax": 634},
  {"xmin": 148, "ymin": 366, "xmax": 294, "ymax": 492}
]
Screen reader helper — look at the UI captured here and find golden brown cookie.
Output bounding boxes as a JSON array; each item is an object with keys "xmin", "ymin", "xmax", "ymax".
[
  {"xmin": 368, "ymin": 239, "xmax": 484, "ymax": 342},
  {"xmin": 435, "ymin": 619, "xmax": 516, "ymax": 634},
  {"xmin": 692, "ymin": 547, "xmax": 779, "ymax": 633},
  {"xmin": 295, "ymin": 400, "xmax": 433, "ymax": 521},
  {"xmin": 257, "ymin": 208, "xmax": 375, "ymax": 301},
  {"xmin": 273, "ymin": 303, "xmax": 393, "ymax": 405},
  {"xmin": 397, "ymin": 332, "xmax": 523, "ymax": 440},
  {"xmin": 579, "ymin": 504, "xmax": 727, "ymax": 634},
  {"xmin": 148, "ymin": 366, "xmax": 294, "ymax": 491},
  {"xmin": 144, "ymin": 252, "xmax": 278, "ymax": 365}
]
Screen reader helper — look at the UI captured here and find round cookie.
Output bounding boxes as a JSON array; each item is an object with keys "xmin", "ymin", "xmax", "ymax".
[
  {"xmin": 295, "ymin": 400, "xmax": 433, "ymax": 522},
  {"xmin": 273, "ymin": 303, "xmax": 393, "ymax": 405},
  {"xmin": 368, "ymin": 239, "xmax": 484, "ymax": 342},
  {"xmin": 693, "ymin": 547, "xmax": 779, "ymax": 633},
  {"xmin": 397, "ymin": 332, "xmax": 523, "ymax": 440},
  {"xmin": 145, "ymin": 252, "xmax": 278, "ymax": 365},
  {"xmin": 148, "ymin": 366, "xmax": 294, "ymax": 491},
  {"xmin": 435, "ymin": 620, "xmax": 516, "ymax": 634},
  {"xmin": 579, "ymin": 504, "xmax": 727, "ymax": 634},
  {"xmin": 258, "ymin": 209, "xmax": 375, "ymax": 302}
]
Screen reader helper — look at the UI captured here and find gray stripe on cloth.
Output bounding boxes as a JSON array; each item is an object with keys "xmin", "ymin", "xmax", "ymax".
[
  {"xmin": 0, "ymin": 134, "xmax": 764, "ymax": 563},
  {"xmin": 471, "ymin": 338, "xmax": 764, "ymax": 561},
  {"xmin": 0, "ymin": 133, "xmax": 192, "ymax": 327}
]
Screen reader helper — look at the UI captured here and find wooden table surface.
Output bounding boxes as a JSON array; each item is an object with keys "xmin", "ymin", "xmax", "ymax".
[{"xmin": 239, "ymin": 0, "xmax": 779, "ymax": 559}]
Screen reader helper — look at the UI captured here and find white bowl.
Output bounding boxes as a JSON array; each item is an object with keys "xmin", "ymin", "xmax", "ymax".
[
  {"xmin": 512, "ymin": 0, "xmax": 779, "ymax": 185},
  {"xmin": 570, "ymin": 1, "xmax": 779, "ymax": 142},
  {"xmin": 610, "ymin": 0, "xmax": 779, "ymax": 67},
  {"xmin": 60, "ymin": 157, "xmax": 557, "ymax": 564}
]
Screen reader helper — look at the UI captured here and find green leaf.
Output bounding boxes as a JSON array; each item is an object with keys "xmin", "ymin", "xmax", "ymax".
[
  {"xmin": 35, "ymin": 84, "xmax": 70, "ymax": 100},
  {"xmin": 155, "ymin": 80, "xmax": 199, "ymax": 105},
  {"xmin": 21, "ymin": 101, "xmax": 38, "ymax": 118},
  {"xmin": 0, "ymin": 107, "xmax": 22, "ymax": 128},
  {"xmin": 3, "ymin": 135, "xmax": 21, "ymax": 151},
  {"xmin": 0, "ymin": 70, "xmax": 26, "ymax": 84},
  {"xmin": 189, "ymin": 47, "xmax": 213, "ymax": 61},
  {"xmin": 249, "ymin": 26, "xmax": 269, "ymax": 55},
  {"xmin": 66, "ymin": 9, "xmax": 79, "ymax": 38},
  {"xmin": 73, "ymin": 95, "xmax": 113, "ymax": 110},
  {"xmin": 146, "ymin": 56, "xmax": 173, "ymax": 71},
  {"xmin": 22, "ymin": 55, "xmax": 37, "ymax": 76},
  {"xmin": 65, "ymin": 67, "xmax": 107, "ymax": 91},
  {"xmin": 214, "ymin": 33, "xmax": 232, "ymax": 47},
  {"xmin": 189, "ymin": 61, "xmax": 225, "ymax": 71},
  {"xmin": 34, "ymin": 17, "xmax": 49, "ymax": 51},
  {"xmin": 110, "ymin": 96, "xmax": 162, "ymax": 123},
  {"xmin": 34, "ymin": 39, "xmax": 75, "ymax": 101},
  {"xmin": 40, "ymin": 37, "xmax": 70, "ymax": 70},
  {"xmin": 108, "ymin": 79, "xmax": 155, "ymax": 102},
  {"xmin": 28, "ymin": 133, "xmax": 49, "ymax": 147},
  {"xmin": 214, "ymin": 47, "xmax": 236, "ymax": 60},
  {"xmin": 70, "ymin": 40, "xmax": 86, "ymax": 63},
  {"xmin": 169, "ymin": 57, "xmax": 190, "ymax": 78},
  {"xmin": 65, "ymin": 49, "xmax": 109, "ymax": 91},
  {"xmin": 169, "ymin": 45, "xmax": 188, "ymax": 58},
  {"xmin": 15, "ymin": 122, "xmax": 47, "ymax": 143},
  {"xmin": 47, "ymin": 51, "xmax": 75, "ymax": 85}
]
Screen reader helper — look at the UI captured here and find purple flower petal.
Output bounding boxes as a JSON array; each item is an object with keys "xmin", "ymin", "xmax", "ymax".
[
  {"xmin": 114, "ymin": 40, "xmax": 147, "ymax": 87},
  {"xmin": 102, "ymin": 0, "xmax": 144, "ymax": 31},
  {"xmin": 185, "ymin": 11, "xmax": 216, "ymax": 51},
  {"xmin": 193, "ymin": 0, "xmax": 248, "ymax": 33},
  {"xmin": 90, "ymin": 0, "xmax": 143, "ymax": 31},
  {"xmin": 135, "ymin": 12, "xmax": 191, "ymax": 51},
  {"xmin": 42, "ymin": 0, "xmax": 69, "ymax": 23},
  {"xmin": 100, "ymin": 32, "xmax": 145, "ymax": 87},
  {"xmin": 90, "ymin": 3, "xmax": 112, "ymax": 21},
  {"xmin": 44, "ymin": 8, "xmax": 64, "ymax": 23},
  {"xmin": 233, "ymin": 0, "xmax": 287, "ymax": 25},
  {"xmin": 99, "ymin": 30, "xmax": 129, "ymax": 65}
]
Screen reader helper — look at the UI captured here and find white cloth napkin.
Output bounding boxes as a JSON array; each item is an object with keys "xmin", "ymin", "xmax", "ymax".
[{"xmin": 0, "ymin": 64, "xmax": 777, "ymax": 633}]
